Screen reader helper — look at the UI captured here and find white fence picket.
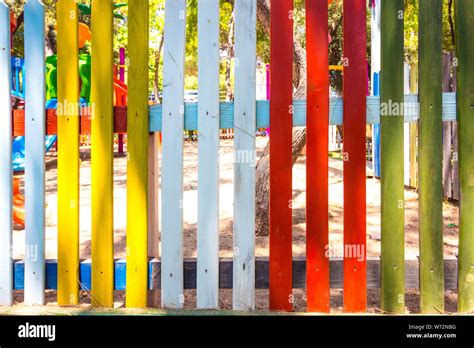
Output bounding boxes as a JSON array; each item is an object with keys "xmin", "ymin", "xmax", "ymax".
[
  {"xmin": 161, "ymin": 0, "xmax": 187, "ymax": 309},
  {"xmin": 196, "ymin": 0, "xmax": 220, "ymax": 309},
  {"xmin": 233, "ymin": 0, "xmax": 257, "ymax": 310}
]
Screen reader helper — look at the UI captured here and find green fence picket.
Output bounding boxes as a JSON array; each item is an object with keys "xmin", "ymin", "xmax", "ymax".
[
  {"xmin": 456, "ymin": 0, "xmax": 474, "ymax": 313},
  {"xmin": 380, "ymin": 0, "xmax": 405, "ymax": 313},
  {"xmin": 418, "ymin": 0, "xmax": 444, "ymax": 313}
]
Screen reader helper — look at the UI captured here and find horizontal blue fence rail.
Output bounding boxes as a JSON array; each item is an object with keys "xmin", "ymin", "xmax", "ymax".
[
  {"xmin": 147, "ymin": 93, "xmax": 457, "ymax": 131},
  {"xmin": 11, "ymin": 258, "xmax": 458, "ymax": 291}
]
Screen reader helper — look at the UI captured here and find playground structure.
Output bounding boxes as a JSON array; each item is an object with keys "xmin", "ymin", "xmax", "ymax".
[
  {"xmin": 7, "ymin": 13, "xmax": 128, "ymax": 227},
  {"xmin": 0, "ymin": 0, "xmax": 473, "ymax": 314}
]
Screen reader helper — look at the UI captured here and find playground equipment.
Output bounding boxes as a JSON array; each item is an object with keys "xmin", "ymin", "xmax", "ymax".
[
  {"xmin": 12, "ymin": 136, "xmax": 58, "ymax": 173},
  {"xmin": 7, "ymin": 16, "xmax": 127, "ymax": 226},
  {"xmin": 0, "ymin": 0, "xmax": 473, "ymax": 314},
  {"xmin": 46, "ymin": 53, "xmax": 128, "ymax": 105},
  {"xmin": 12, "ymin": 177, "xmax": 23, "ymax": 226},
  {"xmin": 9, "ymin": 54, "xmax": 58, "ymax": 226}
]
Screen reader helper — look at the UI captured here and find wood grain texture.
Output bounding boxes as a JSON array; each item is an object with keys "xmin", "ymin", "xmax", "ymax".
[
  {"xmin": 418, "ymin": 0, "xmax": 444, "ymax": 313},
  {"xmin": 269, "ymin": 0, "xmax": 293, "ymax": 312},
  {"xmin": 380, "ymin": 0, "xmax": 405, "ymax": 313},
  {"xmin": 91, "ymin": 0, "xmax": 114, "ymax": 308},
  {"xmin": 233, "ymin": 0, "xmax": 257, "ymax": 311},
  {"xmin": 161, "ymin": 0, "xmax": 187, "ymax": 309},
  {"xmin": 56, "ymin": 0, "xmax": 80, "ymax": 306},
  {"xmin": 342, "ymin": 0, "xmax": 367, "ymax": 313},
  {"xmin": 126, "ymin": 0, "xmax": 149, "ymax": 309},
  {"xmin": 24, "ymin": 0, "xmax": 46, "ymax": 305},
  {"xmin": 456, "ymin": 0, "xmax": 474, "ymax": 313},
  {"xmin": 306, "ymin": 0, "xmax": 329, "ymax": 313},
  {"xmin": 196, "ymin": 0, "xmax": 220, "ymax": 309},
  {"xmin": 0, "ymin": 1, "xmax": 13, "ymax": 306}
]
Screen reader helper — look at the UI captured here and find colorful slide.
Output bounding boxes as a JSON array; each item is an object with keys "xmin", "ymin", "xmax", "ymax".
[
  {"xmin": 13, "ymin": 177, "xmax": 24, "ymax": 226},
  {"xmin": 12, "ymin": 136, "xmax": 58, "ymax": 172},
  {"xmin": 12, "ymin": 136, "xmax": 58, "ymax": 226}
]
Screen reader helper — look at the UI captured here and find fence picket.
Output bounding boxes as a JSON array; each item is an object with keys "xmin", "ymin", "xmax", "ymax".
[
  {"xmin": 126, "ymin": 0, "xmax": 149, "ymax": 309},
  {"xmin": 161, "ymin": 0, "xmax": 187, "ymax": 309},
  {"xmin": 196, "ymin": 0, "xmax": 220, "ymax": 309},
  {"xmin": 418, "ymin": 0, "xmax": 444, "ymax": 313},
  {"xmin": 56, "ymin": 0, "xmax": 80, "ymax": 306},
  {"xmin": 0, "ymin": 1, "xmax": 13, "ymax": 306},
  {"xmin": 342, "ymin": 0, "xmax": 367, "ymax": 312},
  {"xmin": 233, "ymin": 0, "xmax": 257, "ymax": 311},
  {"xmin": 371, "ymin": 0, "xmax": 381, "ymax": 179},
  {"xmin": 456, "ymin": 0, "xmax": 474, "ymax": 313},
  {"xmin": 24, "ymin": 0, "xmax": 46, "ymax": 305},
  {"xmin": 269, "ymin": 0, "xmax": 293, "ymax": 312},
  {"xmin": 306, "ymin": 0, "xmax": 329, "ymax": 313},
  {"xmin": 380, "ymin": 0, "xmax": 405, "ymax": 313},
  {"xmin": 91, "ymin": 0, "xmax": 114, "ymax": 307}
]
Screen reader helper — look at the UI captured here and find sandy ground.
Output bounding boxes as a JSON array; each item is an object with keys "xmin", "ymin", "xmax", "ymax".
[
  {"xmin": 0, "ymin": 289, "xmax": 460, "ymax": 314},
  {"xmin": 5, "ymin": 137, "xmax": 462, "ymax": 313},
  {"xmin": 12, "ymin": 137, "xmax": 459, "ymax": 260}
]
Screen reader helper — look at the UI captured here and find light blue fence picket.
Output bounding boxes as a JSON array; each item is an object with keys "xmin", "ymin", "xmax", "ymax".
[
  {"xmin": 161, "ymin": 0, "xmax": 187, "ymax": 309},
  {"xmin": 24, "ymin": 0, "xmax": 46, "ymax": 305},
  {"xmin": 196, "ymin": 0, "xmax": 220, "ymax": 309},
  {"xmin": 0, "ymin": 1, "xmax": 13, "ymax": 306},
  {"xmin": 233, "ymin": 0, "xmax": 257, "ymax": 311},
  {"xmin": 371, "ymin": 0, "xmax": 381, "ymax": 177}
]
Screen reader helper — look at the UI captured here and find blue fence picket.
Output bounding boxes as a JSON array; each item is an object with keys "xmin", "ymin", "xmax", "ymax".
[
  {"xmin": 371, "ymin": 0, "xmax": 381, "ymax": 177},
  {"xmin": 0, "ymin": 1, "xmax": 13, "ymax": 306},
  {"xmin": 24, "ymin": 0, "xmax": 46, "ymax": 305}
]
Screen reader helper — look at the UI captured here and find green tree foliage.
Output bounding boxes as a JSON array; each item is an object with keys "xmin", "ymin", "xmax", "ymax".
[
  {"xmin": 404, "ymin": 0, "xmax": 456, "ymax": 64},
  {"xmin": 6, "ymin": 0, "xmax": 458, "ymax": 96}
]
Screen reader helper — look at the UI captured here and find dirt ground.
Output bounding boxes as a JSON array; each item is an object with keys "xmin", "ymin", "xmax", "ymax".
[
  {"xmin": 12, "ymin": 137, "xmax": 459, "ymax": 260},
  {"xmin": 7, "ymin": 137, "xmax": 461, "ymax": 313},
  {"xmin": 0, "ymin": 289, "xmax": 459, "ymax": 314}
]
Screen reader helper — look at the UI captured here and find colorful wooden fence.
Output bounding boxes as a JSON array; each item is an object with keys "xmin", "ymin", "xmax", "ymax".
[{"xmin": 0, "ymin": 0, "xmax": 473, "ymax": 314}]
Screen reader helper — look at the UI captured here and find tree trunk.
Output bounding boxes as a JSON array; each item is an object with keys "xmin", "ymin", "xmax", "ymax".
[
  {"xmin": 255, "ymin": 127, "xmax": 307, "ymax": 236},
  {"xmin": 255, "ymin": 0, "xmax": 307, "ymax": 236},
  {"xmin": 45, "ymin": 24, "xmax": 56, "ymax": 56}
]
